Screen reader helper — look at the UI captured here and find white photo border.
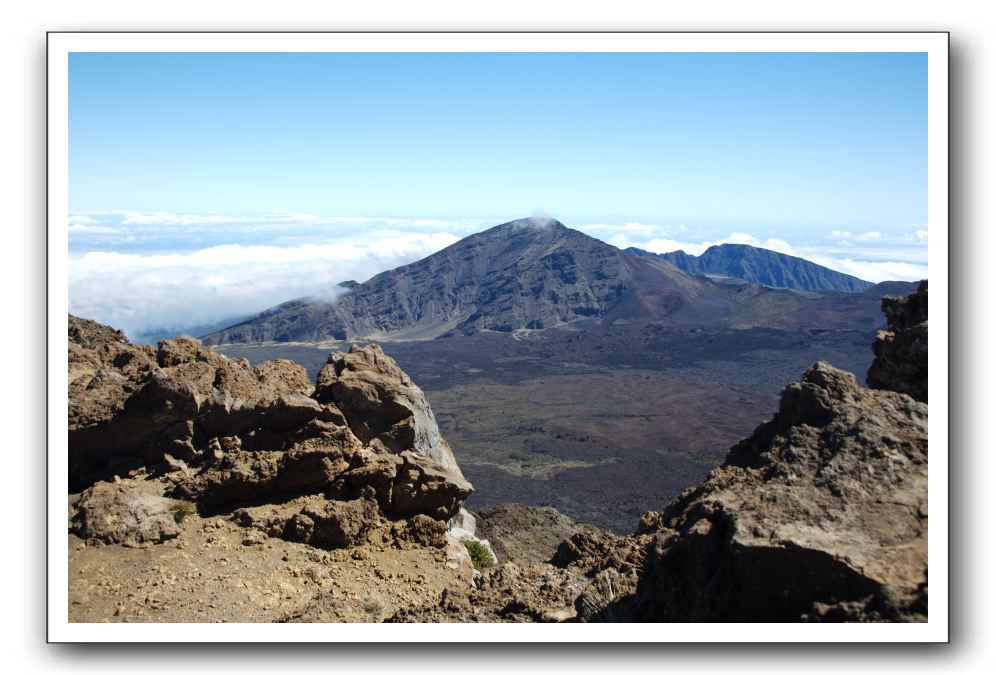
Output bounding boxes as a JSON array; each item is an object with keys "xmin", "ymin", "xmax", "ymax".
[{"xmin": 47, "ymin": 31, "xmax": 949, "ymax": 643}]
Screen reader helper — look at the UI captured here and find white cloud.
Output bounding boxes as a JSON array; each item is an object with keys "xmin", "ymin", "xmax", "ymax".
[
  {"xmin": 67, "ymin": 223, "xmax": 121, "ymax": 234},
  {"xmin": 830, "ymin": 227, "xmax": 927, "ymax": 244},
  {"xmin": 801, "ymin": 256, "xmax": 929, "ymax": 284},
  {"xmin": 68, "ymin": 217, "xmax": 463, "ymax": 341}
]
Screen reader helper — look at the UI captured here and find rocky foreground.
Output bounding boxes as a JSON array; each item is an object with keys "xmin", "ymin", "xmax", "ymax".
[{"xmin": 67, "ymin": 282, "xmax": 928, "ymax": 622}]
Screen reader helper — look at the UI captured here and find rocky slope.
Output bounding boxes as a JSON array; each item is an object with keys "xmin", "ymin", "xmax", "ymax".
[
  {"xmin": 69, "ymin": 315, "xmax": 471, "ymax": 521},
  {"xmin": 68, "ymin": 314, "xmax": 501, "ymax": 621},
  {"xmin": 388, "ymin": 283, "xmax": 929, "ymax": 623},
  {"xmin": 628, "ymin": 243, "xmax": 874, "ymax": 292},
  {"xmin": 625, "ymin": 362, "xmax": 927, "ymax": 621},
  {"xmin": 627, "ymin": 281, "xmax": 929, "ymax": 621},
  {"xmin": 473, "ymin": 503, "xmax": 599, "ymax": 565},
  {"xmin": 68, "ymin": 277, "xmax": 928, "ymax": 623}
]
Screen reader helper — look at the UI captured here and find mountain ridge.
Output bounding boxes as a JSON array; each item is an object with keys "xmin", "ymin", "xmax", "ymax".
[{"xmin": 625, "ymin": 242, "xmax": 875, "ymax": 292}]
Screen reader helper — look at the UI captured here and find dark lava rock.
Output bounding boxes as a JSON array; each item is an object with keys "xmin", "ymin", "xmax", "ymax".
[{"xmin": 867, "ymin": 280, "xmax": 928, "ymax": 402}]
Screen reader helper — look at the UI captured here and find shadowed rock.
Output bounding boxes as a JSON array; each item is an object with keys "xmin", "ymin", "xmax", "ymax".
[{"xmin": 867, "ymin": 280, "xmax": 928, "ymax": 402}]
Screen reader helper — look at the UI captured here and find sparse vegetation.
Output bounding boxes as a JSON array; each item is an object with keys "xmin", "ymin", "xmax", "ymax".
[
  {"xmin": 463, "ymin": 539, "xmax": 496, "ymax": 571},
  {"xmin": 361, "ymin": 596, "xmax": 384, "ymax": 616},
  {"xmin": 170, "ymin": 500, "xmax": 196, "ymax": 524}
]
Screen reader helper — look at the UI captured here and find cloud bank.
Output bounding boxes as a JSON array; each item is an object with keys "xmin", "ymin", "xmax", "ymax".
[{"xmin": 69, "ymin": 212, "xmax": 471, "ymax": 342}]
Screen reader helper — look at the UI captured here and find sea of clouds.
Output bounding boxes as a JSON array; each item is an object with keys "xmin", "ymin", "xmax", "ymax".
[{"xmin": 67, "ymin": 211, "xmax": 928, "ymax": 342}]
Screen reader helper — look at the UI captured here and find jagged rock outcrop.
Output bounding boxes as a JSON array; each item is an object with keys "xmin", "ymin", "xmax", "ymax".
[
  {"xmin": 625, "ymin": 361, "xmax": 928, "ymax": 621},
  {"xmin": 69, "ymin": 314, "xmax": 130, "ymax": 349},
  {"xmin": 68, "ymin": 317, "xmax": 473, "ymax": 532},
  {"xmin": 867, "ymin": 280, "xmax": 928, "ymax": 402}
]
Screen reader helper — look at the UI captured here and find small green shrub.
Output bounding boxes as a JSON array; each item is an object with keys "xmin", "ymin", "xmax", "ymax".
[
  {"xmin": 170, "ymin": 500, "xmax": 196, "ymax": 524},
  {"xmin": 463, "ymin": 539, "xmax": 495, "ymax": 571}
]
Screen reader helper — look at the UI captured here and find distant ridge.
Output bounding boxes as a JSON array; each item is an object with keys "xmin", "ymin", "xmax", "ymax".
[{"xmin": 625, "ymin": 243, "xmax": 874, "ymax": 293}]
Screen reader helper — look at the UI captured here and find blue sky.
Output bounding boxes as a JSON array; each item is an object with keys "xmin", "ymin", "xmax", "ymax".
[{"xmin": 68, "ymin": 52, "xmax": 929, "ymax": 340}]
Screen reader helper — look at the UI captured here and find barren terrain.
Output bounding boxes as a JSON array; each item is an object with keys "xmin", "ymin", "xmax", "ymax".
[
  {"xmin": 217, "ymin": 323, "xmax": 876, "ymax": 531},
  {"xmin": 68, "ymin": 476, "xmax": 465, "ymax": 623}
]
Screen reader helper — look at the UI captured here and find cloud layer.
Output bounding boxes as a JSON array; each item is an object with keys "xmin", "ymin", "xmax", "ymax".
[
  {"xmin": 68, "ymin": 212, "xmax": 472, "ymax": 341},
  {"xmin": 68, "ymin": 211, "xmax": 929, "ymax": 341}
]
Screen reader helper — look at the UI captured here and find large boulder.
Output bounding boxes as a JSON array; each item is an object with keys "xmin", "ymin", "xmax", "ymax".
[
  {"xmin": 284, "ymin": 494, "xmax": 383, "ymax": 549},
  {"xmin": 71, "ymin": 480, "xmax": 184, "ymax": 547},
  {"xmin": 628, "ymin": 361, "xmax": 928, "ymax": 621},
  {"xmin": 867, "ymin": 280, "xmax": 928, "ymax": 402}
]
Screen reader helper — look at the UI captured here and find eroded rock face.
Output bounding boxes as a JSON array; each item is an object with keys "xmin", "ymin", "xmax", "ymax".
[
  {"xmin": 69, "ymin": 329, "xmax": 314, "ymax": 488},
  {"xmin": 867, "ymin": 280, "xmax": 928, "ymax": 402},
  {"xmin": 68, "ymin": 318, "xmax": 474, "ymax": 536},
  {"xmin": 627, "ymin": 361, "xmax": 928, "ymax": 621},
  {"xmin": 315, "ymin": 345, "xmax": 465, "ymax": 477}
]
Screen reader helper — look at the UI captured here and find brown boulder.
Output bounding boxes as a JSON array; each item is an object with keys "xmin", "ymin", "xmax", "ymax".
[
  {"xmin": 391, "ymin": 451, "xmax": 473, "ymax": 521},
  {"xmin": 253, "ymin": 359, "xmax": 314, "ymax": 399},
  {"xmin": 71, "ymin": 480, "xmax": 183, "ymax": 547},
  {"xmin": 284, "ymin": 495, "xmax": 383, "ymax": 549}
]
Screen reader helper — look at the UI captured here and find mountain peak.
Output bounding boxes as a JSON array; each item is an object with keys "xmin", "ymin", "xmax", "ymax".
[{"xmin": 495, "ymin": 216, "xmax": 566, "ymax": 232}]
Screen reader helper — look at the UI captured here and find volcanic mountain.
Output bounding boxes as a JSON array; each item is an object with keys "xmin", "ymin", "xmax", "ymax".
[
  {"xmin": 626, "ymin": 243, "xmax": 874, "ymax": 292},
  {"xmin": 202, "ymin": 218, "xmax": 737, "ymax": 345},
  {"xmin": 202, "ymin": 218, "xmax": 907, "ymax": 346}
]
